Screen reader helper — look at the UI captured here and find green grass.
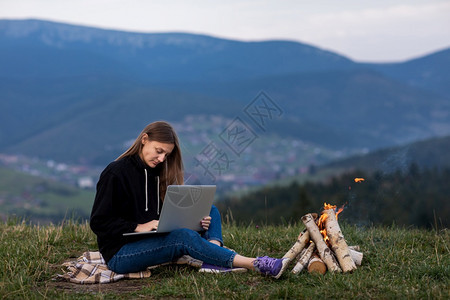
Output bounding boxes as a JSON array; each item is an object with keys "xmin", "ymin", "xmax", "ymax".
[{"xmin": 0, "ymin": 218, "xmax": 448, "ymax": 299}]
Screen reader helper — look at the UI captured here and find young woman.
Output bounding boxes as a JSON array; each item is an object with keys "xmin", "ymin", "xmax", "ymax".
[{"xmin": 90, "ymin": 121, "xmax": 287, "ymax": 278}]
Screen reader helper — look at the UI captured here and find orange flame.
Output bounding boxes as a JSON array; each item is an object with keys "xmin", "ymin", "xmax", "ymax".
[
  {"xmin": 323, "ymin": 202, "xmax": 336, "ymax": 210},
  {"xmin": 317, "ymin": 203, "xmax": 346, "ymax": 244},
  {"xmin": 317, "ymin": 203, "xmax": 330, "ymax": 243},
  {"xmin": 318, "ymin": 213, "xmax": 329, "ymax": 244},
  {"xmin": 354, "ymin": 177, "xmax": 365, "ymax": 183}
]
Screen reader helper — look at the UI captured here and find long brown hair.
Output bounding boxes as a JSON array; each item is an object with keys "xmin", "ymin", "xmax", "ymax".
[{"xmin": 117, "ymin": 121, "xmax": 184, "ymax": 200}]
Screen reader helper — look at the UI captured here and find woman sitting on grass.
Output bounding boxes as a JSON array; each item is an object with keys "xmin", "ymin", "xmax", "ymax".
[{"xmin": 90, "ymin": 121, "xmax": 288, "ymax": 278}]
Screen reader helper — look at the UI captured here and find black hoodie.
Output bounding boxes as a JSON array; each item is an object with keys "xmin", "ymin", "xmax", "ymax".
[{"xmin": 90, "ymin": 154, "xmax": 163, "ymax": 263}]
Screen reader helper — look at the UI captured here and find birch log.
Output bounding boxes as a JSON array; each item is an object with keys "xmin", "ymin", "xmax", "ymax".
[
  {"xmin": 282, "ymin": 213, "xmax": 318, "ymax": 261},
  {"xmin": 323, "ymin": 209, "xmax": 357, "ymax": 272},
  {"xmin": 282, "ymin": 229, "xmax": 310, "ymax": 260},
  {"xmin": 301, "ymin": 213, "xmax": 341, "ymax": 272},
  {"xmin": 349, "ymin": 249, "xmax": 363, "ymax": 266},
  {"xmin": 292, "ymin": 241, "xmax": 315, "ymax": 274},
  {"xmin": 308, "ymin": 253, "xmax": 327, "ymax": 274}
]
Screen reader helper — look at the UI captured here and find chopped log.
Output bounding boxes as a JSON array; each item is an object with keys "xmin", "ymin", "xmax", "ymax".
[
  {"xmin": 281, "ymin": 212, "xmax": 318, "ymax": 261},
  {"xmin": 323, "ymin": 209, "xmax": 357, "ymax": 272},
  {"xmin": 349, "ymin": 249, "xmax": 363, "ymax": 266},
  {"xmin": 301, "ymin": 213, "xmax": 341, "ymax": 272},
  {"xmin": 292, "ymin": 241, "xmax": 315, "ymax": 274},
  {"xmin": 308, "ymin": 253, "xmax": 327, "ymax": 275},
  {"xmin": 282, "ymin": 229, "xmax": 310, "ymax": 260}
]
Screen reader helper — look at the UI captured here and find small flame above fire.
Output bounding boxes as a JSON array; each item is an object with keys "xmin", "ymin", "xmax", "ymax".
[
  {"xmin": 336, "ymin": 204, "xmax": 345, "ymax": 218},
  {"xmin": 354, "ymin": 177, "xmax": 365, "ymax": 183}
]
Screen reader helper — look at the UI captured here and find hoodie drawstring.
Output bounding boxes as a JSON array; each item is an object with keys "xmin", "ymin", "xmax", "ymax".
[
  {"xmin": 144, "ymin": 169, "xmax": 148, "ymax": 211},
  {"xmin": 157, "ymin": 176, "xmax": 160, "ymax": 215},
  {"xmin": 144, "ymin": 169, "xmax": 160, "ymax": 215}
]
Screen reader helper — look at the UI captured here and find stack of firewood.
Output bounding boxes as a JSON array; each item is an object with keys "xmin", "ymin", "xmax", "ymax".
[{"xmin": 282, "ymin": 204, "xmax": 363, "ymax": 274}]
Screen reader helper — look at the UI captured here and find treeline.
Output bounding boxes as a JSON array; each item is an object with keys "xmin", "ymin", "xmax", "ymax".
[{"xmin": 216, "ymin": 164, "xmax": 450, "ymax": 228}]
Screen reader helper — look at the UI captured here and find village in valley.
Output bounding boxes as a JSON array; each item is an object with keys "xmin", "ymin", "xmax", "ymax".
[{"xmin": 0, "ymin": 114, "xmax": 351, "ymax": 199}]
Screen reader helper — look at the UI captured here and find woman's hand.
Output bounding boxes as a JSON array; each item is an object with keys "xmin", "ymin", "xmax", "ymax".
[
  {"xmin": 135, "ymin": 220, "xmax": 159, "ymax": 232},
  {"xmin": 201, "ymin": 216, "xmax": 211, "ymax": 231}
]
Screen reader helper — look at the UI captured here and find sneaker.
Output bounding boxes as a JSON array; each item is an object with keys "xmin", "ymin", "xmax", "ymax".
[
  {"xmin": 253, "ymin": 256, "xmax": 289, "ymax": 279},
  {"xmin": 199, "ymin": 263, "xmax": 247, "ymax": 274}
]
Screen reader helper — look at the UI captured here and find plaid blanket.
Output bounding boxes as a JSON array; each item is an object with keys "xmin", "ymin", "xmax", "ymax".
[{"xmin": 58, "ymin": 251, "xmax": 202, "ymax": 284}]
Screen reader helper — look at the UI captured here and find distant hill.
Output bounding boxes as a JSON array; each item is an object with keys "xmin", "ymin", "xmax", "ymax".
[
  {"xmin": 365, "ymin": 48, "xmax": 450, "ymax": 98},
  {"xmin": 177, "ymin": 69, "xmax": 450, "ymax": 148},
  {"xmin": 1, "ymin": 19, "xmax": 449, "ymax": 165},
  {"xmin": 323, "ymin": 135, "xmax": 450, "ymax": 174},
  {"xmin": 0, "ymin": 19, "xmax": 356, "ymax": 82}
]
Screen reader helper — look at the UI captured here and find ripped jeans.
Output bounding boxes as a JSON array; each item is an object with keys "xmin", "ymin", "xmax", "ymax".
[{"xmin": 107, "ymin": 205, "xmax": 236, "ymax": 274}]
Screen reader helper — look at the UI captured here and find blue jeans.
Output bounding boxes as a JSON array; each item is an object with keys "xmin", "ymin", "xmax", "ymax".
[{"xmin": 107, "ymin": 205, "xmax": 236, "ymax": 274}]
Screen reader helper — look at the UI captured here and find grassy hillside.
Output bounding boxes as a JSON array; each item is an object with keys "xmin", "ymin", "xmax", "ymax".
[
  {"xmin": 0, "ymin": 219, "xmax": 448, "ymax": 299},
  {"xmin": 0, "ymin": 166, "xmax": 94, "ymax": 223}
]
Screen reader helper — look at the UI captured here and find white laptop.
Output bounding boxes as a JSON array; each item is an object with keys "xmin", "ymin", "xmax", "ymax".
[{"xmin": 123, "ymin": 185, "xmax": 216, "ymax": 236}]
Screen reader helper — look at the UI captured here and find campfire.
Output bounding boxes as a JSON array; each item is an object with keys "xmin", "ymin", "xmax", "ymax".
[{"xmin": 282, "ymin": 203, "xmax": 363, "ymax": 274}]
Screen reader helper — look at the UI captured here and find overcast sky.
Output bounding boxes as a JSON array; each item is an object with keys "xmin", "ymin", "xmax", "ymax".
[{"xmin": 1, "ymin": 0, "xmax": 449, "ymax": 62}]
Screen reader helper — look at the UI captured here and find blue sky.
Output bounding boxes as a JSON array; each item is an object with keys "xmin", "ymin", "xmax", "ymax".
[{"xmin": 1, "ymin": 0, "xmax": 449, "ymax": 62}]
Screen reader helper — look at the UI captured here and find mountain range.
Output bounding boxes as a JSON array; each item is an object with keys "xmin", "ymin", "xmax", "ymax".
[{"xmin": 0, "ymin": 19, "xmax": 449, "ymax": 166}]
